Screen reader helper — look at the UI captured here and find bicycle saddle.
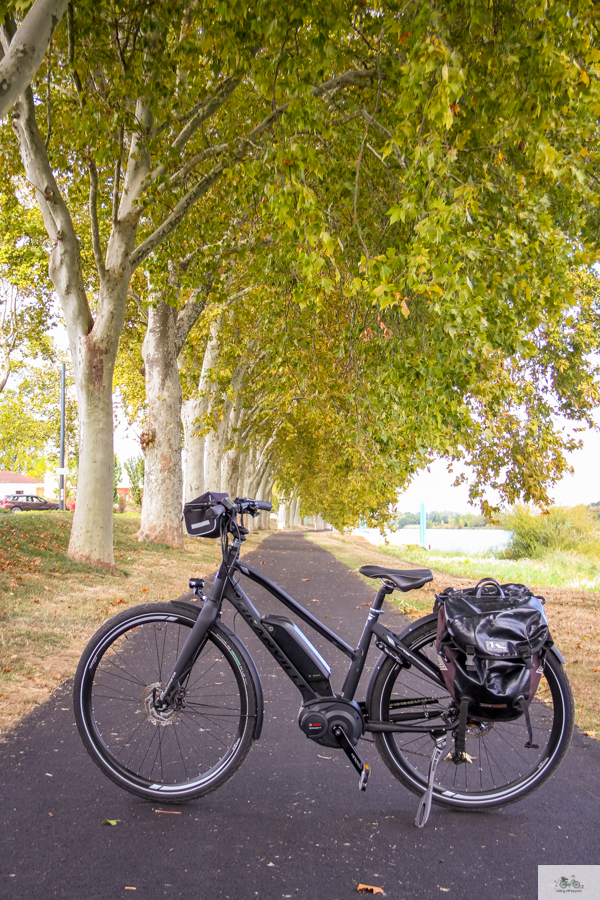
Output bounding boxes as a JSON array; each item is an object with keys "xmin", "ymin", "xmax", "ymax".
[{"xmin": 359, "ymin": 566, "xmax": 433, "ymax": 592}]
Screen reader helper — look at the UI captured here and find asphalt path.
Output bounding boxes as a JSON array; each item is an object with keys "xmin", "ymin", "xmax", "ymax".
[{"xmin": 1, "ymin": 531, "xmax": 598, "ymax": 900}]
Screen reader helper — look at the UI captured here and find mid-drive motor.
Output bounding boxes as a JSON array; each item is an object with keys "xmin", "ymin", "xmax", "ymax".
[{"xmin": 298, "ymin": 698, "xmax": 364, "ymax": 748}]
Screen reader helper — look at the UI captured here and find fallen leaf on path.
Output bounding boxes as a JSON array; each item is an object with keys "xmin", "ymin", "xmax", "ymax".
[
  {"xmin": 311, "ymin": 599, "xmax": 319, "ymax": 602},
  {"xmin": 439, "ymin": 889, "xmax": 450, "ymax": 893},
  {"xmin": 357, "ymin": 886, "xmax": 384, "ymax": 895},
  {"xmin": 301, "ymin": 578, "xmax": 310, "ymax": 582},
  {"xmin": 101, "ymin": 819, "xmax": 119, "ymax": 826},
  {"xmin": 267, "ymin": 862, "xmax": 275, "ymax": 867},
  {"xmin": 154, "ymin": 809, "xmax": 181, "ymax": 815},
  {"xmin": 142, "ymin": 588, "xmax": 148, "ymax": 593}
]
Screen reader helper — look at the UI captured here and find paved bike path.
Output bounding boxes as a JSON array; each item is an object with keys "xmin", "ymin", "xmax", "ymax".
[{"xmin": 1, "ymin": 531, "xmax": 598, "ymax": 900}]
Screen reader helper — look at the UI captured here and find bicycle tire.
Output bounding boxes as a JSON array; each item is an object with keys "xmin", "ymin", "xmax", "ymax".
[
  {"xmin": 74, "ymin": 602, "xmax": 258, "ymax": 802},
  {"xmin": 368, "ymin": 616, "xmax": 574, "ymax": 810}
]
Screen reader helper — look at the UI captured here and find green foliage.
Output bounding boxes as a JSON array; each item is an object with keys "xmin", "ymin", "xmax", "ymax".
[
  {"xmin": 0, "ymin": 363, "xmax": 77, "ymax": 475},
  {"xmin": 503, "ymin": 505, "xmax": 600, "ymax": 560},
  {"xmin": 113, "ymin": 454, "xmax": 122, "ymax": 504},
  {"xmin": 124, "ymin": 456, "xmax": 144, "ymax": 508},
  {"xmin": 4, "ymin": 0, "xmax": 600, "ymax": 538},
  {"xmin": 396, "ymin": 510, "xmax": 489, "ymax": 528},
  {"xmin": 396, "ymin": 512, "xmax": 421, "ymax": 528}
]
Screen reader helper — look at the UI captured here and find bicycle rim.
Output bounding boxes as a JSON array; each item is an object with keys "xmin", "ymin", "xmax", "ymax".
[
  {"xmin": 76, "ymin": 608, "xmax": 253, "ymax": 799},
  {"xmin": 372, "ymin": 620, "xmax": 573, "ymax": 809}
]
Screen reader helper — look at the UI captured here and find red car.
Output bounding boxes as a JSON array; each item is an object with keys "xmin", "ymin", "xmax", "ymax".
[{"xmin": 0, "ymin": 495, "xmax": 60, "ymax": 513}]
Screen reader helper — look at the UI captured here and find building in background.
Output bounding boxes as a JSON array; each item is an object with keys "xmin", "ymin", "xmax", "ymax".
[{"xmin": 0, "ymin": 470, "xmax": 45, "ymax": 497}]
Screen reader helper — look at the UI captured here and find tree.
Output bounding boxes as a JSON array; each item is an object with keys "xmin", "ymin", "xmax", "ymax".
[
  {"xmin": 113, "ymin": 453, "xmax": 121, "ymax": 504},
  {"xmin": 124, "ymin": 455, "xmax": 143, "ymax": 508},
  {"xmin": 0, "ymin": 180, "xmax": 55, "ymax": 391},
  {"xmin": 0, "ymin": 359, "xmax": 77, "ymax": 475}
]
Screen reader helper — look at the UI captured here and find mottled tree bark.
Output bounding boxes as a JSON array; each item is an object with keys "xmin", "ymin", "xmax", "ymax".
[{"xmin": 0, "ymin": 0, "xmax": 67, "ymax": 118}]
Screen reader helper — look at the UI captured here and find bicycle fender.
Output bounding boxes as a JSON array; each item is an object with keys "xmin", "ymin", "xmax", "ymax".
[
  {"xmin": 170, "ymin": 598, "xmax": 264, "ymax": 740},
  {"xmin": 365, "ymin": 613, "xmax": 439, "ymax": 712}
]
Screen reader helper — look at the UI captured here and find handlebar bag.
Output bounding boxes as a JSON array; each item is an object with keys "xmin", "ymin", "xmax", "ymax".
[
  {"xmin": 435, "ymin": 579, "xmax": 553, "ymax": 731},
  {"xmin": 183, "ymin": 491, "xmax": 230, "ymax": 538}
]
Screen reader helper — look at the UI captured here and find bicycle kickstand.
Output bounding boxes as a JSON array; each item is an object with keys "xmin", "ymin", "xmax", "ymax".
[
  {"xmin": 332, "ymin": 725, "xmax": 370, "ymax": 791},
  {"xmin": 415, "ymin": 731, "xmax": 447, "ymax": 829}
]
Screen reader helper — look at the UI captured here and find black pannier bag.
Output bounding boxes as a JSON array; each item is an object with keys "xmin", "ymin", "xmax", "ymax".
[
  {"xmin": 183, "ymin": 491, "xmax": 230, "ymax": 538},
  {"xmin": 435, "ymin": 578, "xmax": 553, "ymax": 754}
]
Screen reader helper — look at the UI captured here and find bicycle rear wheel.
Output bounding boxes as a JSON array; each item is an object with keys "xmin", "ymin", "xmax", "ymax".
[
  {"xmin": 74, "ymin": 603, "xmax": 257, "ymax": 801},
  {"xmin": 369, "ymin": 616, "xmax": 574, "ymax": 810}
]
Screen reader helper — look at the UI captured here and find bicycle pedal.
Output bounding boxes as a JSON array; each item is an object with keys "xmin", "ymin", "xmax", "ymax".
[{"xmin": 359, "ymin": 763, "xmax": 370, "ymax": 792}]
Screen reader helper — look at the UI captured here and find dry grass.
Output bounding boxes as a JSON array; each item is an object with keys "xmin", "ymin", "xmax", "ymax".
[
  {"xmin": 307, "ymin": 532, "xmax": 600, "ymax": 739},
  {"xmin": 0, "ymin": 513, "xmax": 268, "ymax": 734}
]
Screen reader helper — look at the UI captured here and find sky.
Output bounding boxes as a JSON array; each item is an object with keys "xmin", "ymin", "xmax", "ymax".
[{"xmin": 396, "ymin": 418, "xmax": 600, "ymax": 514}]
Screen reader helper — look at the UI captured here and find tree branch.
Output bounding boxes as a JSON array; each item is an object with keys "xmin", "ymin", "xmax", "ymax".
[
  {"xmin": 117, "ymin": 97, "xmax": 153, "ymax": 224},
  {"xmin": 10, "ymin": 86, "xmax": 92, "ymax": 339},
  {"xmin": 175, "ymin": 274, "xmax": 214, "ymax": 356},
  {"xmin": 130, "ymin": 68, "xmax": 377, "ymax": 271},
  {"xmin": 173, "ymin": 75, "xmax": 242, "ymax": 150},
  {"xmin": 111, "ymin": 124, "xmax": 123, "ymax": 222},
  {"xmin": 147, "ymin": 78, "xmax": 242, "ymax": 188},
  {"xmin": 88, "ymin": 158, "xmax": 106, "ymax": 281},
  {"xmin": 0, "ymin": 0, "xmax": 68, "ymax": 118}
]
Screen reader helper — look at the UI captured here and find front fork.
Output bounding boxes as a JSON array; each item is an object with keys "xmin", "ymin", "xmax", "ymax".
[{"xmin": 159, "ymin": 545, "xmax": 239, "ymax": 703}]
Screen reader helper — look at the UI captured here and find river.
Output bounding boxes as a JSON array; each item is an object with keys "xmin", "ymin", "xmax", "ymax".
[{"xmin": 352, "ymin": 527, "xmax": 511, "ymax": 555}]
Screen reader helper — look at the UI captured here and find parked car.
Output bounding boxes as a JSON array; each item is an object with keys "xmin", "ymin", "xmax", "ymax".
[{"xmin": 0, "ymin": 495, "xmax": 60, "ymax": 513}]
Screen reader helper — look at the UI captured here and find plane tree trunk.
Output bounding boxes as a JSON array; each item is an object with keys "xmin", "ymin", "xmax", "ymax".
[{"xmin": 138, "ymin": 290, "xmax": 208, "ymax": 547}]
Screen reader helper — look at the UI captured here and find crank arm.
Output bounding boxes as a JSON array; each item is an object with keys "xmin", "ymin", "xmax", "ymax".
[{"xmin": 332, "ymin": 725, "xmax": 370, "ymax": 791}]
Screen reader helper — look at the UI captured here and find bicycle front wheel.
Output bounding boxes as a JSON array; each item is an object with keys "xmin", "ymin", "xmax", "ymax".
[
  {"xmin": 74, "ymin": 603, "xmax": 258, "ymax": 802},
  {"xmin": 369, "ymin": 616, "xmax": 574, "ymax": 810}
]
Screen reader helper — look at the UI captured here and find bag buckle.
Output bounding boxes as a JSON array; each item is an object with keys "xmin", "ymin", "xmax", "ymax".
[{"xmin": 465, "ymin": 646, "xmax": 476, "ymax": 669}]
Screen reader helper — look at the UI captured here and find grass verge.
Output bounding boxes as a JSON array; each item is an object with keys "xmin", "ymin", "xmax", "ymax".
[
  {"xmin": 306, "ymin": 532, "xmax": 600, "ymax": 740},
  {"xmin": 0, "ymin": 512, "xmax": 268, "ymax": 734},
  {"xmin": 378, "ymin": 541, "xmax": 600, "ymax": 592}
]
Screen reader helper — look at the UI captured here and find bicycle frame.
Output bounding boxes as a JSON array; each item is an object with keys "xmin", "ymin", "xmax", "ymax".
[{"xmin": 162, "ymin": 537, "xmax": 447, "ymax": 733}]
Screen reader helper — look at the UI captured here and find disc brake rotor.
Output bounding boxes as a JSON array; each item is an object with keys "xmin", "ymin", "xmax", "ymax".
[{"xmin": 141, "ymin": 682, "xmax": 181, "ymax": 727}]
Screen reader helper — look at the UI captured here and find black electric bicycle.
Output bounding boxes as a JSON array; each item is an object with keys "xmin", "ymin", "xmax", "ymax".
[{"xmin": 73, "ymin": 495, "xmax": 574, "ymax": 824}]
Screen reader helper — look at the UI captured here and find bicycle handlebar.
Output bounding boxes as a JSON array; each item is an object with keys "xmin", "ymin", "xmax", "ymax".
[{"xmin": 234, "ymin": 497, "xmax": 273, "ymax": 516}]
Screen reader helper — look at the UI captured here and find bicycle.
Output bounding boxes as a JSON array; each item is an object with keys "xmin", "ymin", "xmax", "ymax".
[{"xmin": 73, "ymin": 495, "xmax": 574, "ymax": 826}]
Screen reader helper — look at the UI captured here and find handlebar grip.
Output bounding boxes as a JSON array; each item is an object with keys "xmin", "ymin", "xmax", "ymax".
[{"xmin": 254, "ymin": 500, "xmax": 272, "ymax": 512}]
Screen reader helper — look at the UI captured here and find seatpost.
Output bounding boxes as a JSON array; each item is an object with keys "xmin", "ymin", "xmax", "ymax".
[{"xmin": 340, "ymin": 581, "xmax": 394, "ymax": 700}]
